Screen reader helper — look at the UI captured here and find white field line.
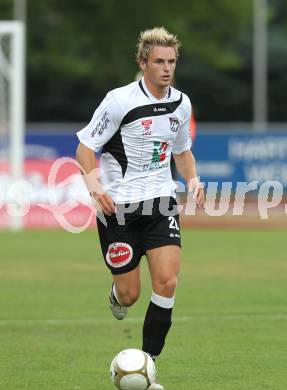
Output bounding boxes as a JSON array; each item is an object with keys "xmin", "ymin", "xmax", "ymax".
[{"xmin": 0, "ymin": 313, "xmax": 286, "ymax": 327}]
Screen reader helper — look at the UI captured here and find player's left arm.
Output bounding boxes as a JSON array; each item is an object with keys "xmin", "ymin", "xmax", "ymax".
[
  {"xmin": 172, "ymin": 95, "xmax": 204, "ymax": 208},
  {"xmin": 172, "ymin": 150, "xmax": 205, "ymax": 208}
]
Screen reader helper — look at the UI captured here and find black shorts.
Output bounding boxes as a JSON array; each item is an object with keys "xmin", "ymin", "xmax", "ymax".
[{"xmin": 96, "ymin": 196, "xmax": 181, "ymax": 275}]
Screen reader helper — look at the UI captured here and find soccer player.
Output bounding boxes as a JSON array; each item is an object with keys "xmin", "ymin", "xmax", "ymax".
[{"xmin": 76, "ymin": 27, "xmax": 204, "ymax": 389}]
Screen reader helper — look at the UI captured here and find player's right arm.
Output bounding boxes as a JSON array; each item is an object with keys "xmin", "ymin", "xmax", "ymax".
[
  {"xmin": 76, "ymin": 91, "xmax": 123, "ymax": 215},
  {"xmin": 76, "ymin": 143, "xmax": 116, "ymax": 215}
]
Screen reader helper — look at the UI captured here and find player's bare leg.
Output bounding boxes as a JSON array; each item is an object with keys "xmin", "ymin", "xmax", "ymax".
[
  {"xmin": 147, "ymin": 245, "xmax": 180, "ymax": 298},
  {"xmin": 109, "ymin": 264, "xmax": 141, "ymax": 320},
  {"xmin": 143, "ymin": 245, "xmax": 180, "ymax": 389}
]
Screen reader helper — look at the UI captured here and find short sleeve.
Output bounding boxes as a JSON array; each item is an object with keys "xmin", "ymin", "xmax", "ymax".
[
  {"xmin": 172, "ymin": 96, "xmax": 192, "ymax": 154},
  {"xmin": 76, "ymin": 92, "xmax": 123, "ymax": 152}
]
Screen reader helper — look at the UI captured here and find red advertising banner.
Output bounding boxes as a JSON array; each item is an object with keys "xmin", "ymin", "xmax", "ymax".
[{"xmin": 0, "ymin": 159, "xmax": 97, "ymax": 230}]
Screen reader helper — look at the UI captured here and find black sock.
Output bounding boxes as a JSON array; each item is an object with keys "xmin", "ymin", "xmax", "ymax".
[{"xmin": 142, "ymin": 301, "xmax": 172, "ymax": 359}]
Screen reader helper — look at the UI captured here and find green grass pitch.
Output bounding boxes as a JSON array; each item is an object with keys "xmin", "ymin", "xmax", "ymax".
[{"xmin": 1, "ymin": 228, "xmax": 287, "ymax": 389}]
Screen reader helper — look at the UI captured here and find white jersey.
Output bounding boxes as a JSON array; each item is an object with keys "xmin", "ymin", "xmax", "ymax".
[{"xmin": 77, "ymin": 78, "xmax": 192, "ymax": 203}]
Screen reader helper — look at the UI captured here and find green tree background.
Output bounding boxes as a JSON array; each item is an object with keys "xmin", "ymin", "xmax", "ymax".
[{"xmin": 0, "ymin": 0, "xmax": 286, "ymax": 122}]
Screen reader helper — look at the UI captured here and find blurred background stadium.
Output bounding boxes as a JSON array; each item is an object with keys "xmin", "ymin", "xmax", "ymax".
[
  {"xmin": 0, "ymin": 0, "xmax": 287, "ymax": 229},
  {"xmin": 1, "ymin": 1, "xmax": 287, "ymax": 389},
  {"xmin": 1, "ymin": 0, "xmax": 286, "ymax": 229}
]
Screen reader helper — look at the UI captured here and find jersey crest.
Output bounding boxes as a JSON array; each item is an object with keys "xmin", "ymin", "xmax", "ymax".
[{"xmin": 169, "ymin": 117, "xmax": 179, "ymax": 133}]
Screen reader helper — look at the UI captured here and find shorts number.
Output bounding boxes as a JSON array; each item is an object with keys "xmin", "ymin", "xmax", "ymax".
[{"xmin": 168, "ymin": 216, "xmax": 179, "ymax": 231}]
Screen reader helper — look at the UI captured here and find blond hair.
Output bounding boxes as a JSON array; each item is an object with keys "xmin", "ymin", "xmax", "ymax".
[{"xmin": 136, "ymin": 27, "xmax": 181, "ymax": 63}]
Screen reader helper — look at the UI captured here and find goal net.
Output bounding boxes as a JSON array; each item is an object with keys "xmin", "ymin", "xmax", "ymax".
[{"xmin": 0, "ymin": 21, "xmax": 25, "ymax": 230}]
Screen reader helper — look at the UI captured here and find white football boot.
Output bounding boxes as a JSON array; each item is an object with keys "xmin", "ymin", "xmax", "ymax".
[
  {"xmin": 148, "ymin": 382, "xmax": 164, "ymax": 390},
  {"xmin": 109, "ymin": 285, "xmax": 127, "ymax": 320}
]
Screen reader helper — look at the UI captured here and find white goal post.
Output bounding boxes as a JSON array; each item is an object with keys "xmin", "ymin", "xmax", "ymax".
[{"xmin": 0, "ymin": 21, "xmax": 25, "ymax": 230}]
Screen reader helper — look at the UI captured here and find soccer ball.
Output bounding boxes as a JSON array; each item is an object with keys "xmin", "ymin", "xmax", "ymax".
[{"xmin": 110, "ymin": 348, "xmax": 156, "ymax": 390}]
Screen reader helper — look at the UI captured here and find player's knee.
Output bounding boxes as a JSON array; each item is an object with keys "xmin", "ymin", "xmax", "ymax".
[
  {"xmin": 156, "ymin": 275, "xmax": 177, "ymax": 297},
  {"xmin": 118, "ymin": 288, "xmax": 140, "ymax": 306}
]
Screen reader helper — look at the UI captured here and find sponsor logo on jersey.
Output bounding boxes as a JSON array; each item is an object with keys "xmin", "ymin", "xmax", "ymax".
[
  {"xmin": 91, "ymin": 111, "xmax": 110, "ymax": 137},
  {"xmin": 169, "ymin": 117, "xmax": 179, "ymax": 133},
  {"xmin": 152, "ymin": 141, "xmax": 168, "ymax": 162},
  {"xmin": 106, "ymin": 242, "xmax": 133, "ymax": 268},
  {"xmin": 141, "ymin": 119, "xmax": 153, "ymax": 135},
  {"xmin": 143, "ymin": 141, "xmax": 169, "ymax": 171}
]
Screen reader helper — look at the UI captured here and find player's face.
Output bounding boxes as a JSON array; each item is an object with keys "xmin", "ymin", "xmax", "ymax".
[{"xmin": 140, "ymin": 46, "xmax": 177, "ymax": 89}]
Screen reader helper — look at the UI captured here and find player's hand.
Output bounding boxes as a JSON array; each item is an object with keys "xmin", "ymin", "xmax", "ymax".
[
  {"xmin": 188, "ymin": 177, "xmax": 205, "ymax": 209},
  {"xmin": 90, "ymin": 191, "xmax": 116, "ymax": 216}
]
